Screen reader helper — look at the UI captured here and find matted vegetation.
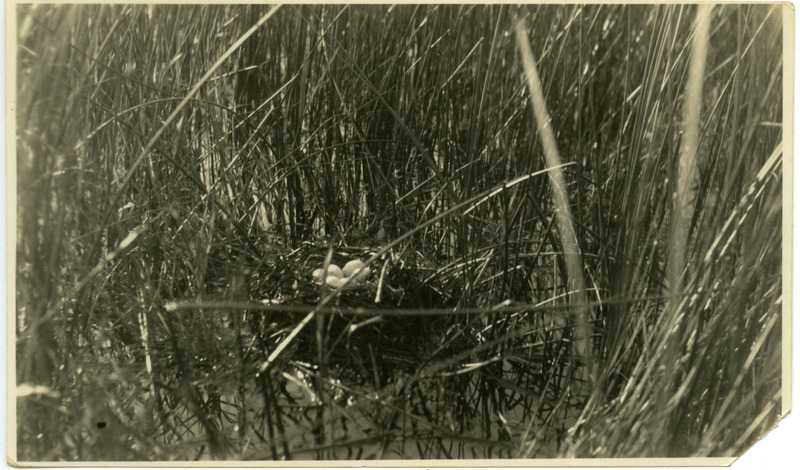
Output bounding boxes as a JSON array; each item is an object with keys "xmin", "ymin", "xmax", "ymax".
[{"xmin": 13, "ymin": 3, "xmax": 784, "ymax": 461}]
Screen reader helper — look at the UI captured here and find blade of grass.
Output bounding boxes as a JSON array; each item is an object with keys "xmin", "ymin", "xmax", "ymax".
[{"xmin": 515, "ymin": 17, "xmax": 594, "ymax": 389}]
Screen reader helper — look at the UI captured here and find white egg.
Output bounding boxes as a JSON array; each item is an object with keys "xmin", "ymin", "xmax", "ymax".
[
  {"xmin": 326, "ymin": 264, "xmax": 344, "ymax": 278},
  {"xmin": 326, "ymin": 276, "xmax": 348, "ymax": 289},
  {"xmin": 312, "ymin": 268, "xmax": 325, "ymax": 281},
  {"xmin": 351, "ymin": 266, "xmax": 372, "ymax": 283},
  {"xmin": 343, "ymin": 260, "xmax": 365, "ymax": 277}
]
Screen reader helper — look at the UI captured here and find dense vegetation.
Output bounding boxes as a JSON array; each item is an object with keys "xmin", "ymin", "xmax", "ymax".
[{"xmin": 14, "ymin": 3, "xmax": 784, "ymax": 461}]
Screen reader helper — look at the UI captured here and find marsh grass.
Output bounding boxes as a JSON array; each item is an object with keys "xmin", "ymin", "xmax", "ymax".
[{"xmin": 14, "ymin": 3, "xmax": 783, "ymax": 461}]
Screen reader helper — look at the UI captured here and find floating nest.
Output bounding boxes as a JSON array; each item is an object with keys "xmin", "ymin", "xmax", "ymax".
[
  {"xmin": 243, "ymin": 242, "xmax": 464, "ymax": 386},
  {"xmin": 249, "ymin": 241, "xmax": 459, "ymax": 308}
]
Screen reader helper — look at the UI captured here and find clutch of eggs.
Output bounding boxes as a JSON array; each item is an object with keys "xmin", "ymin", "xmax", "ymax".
[{"xmin": 312, "ymin": 260, "xmax": 372, "ymax": 287}]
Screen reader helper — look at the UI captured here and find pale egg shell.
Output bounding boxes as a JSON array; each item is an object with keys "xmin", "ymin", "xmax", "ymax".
[
  {"xmin": 351, "ymin": 266, "xmax": 372, "ymax": 283},
  {"xmin": 343, "ymin": 260, "xmax": 365, "ymax": 277},
  {"xmin": 326, "ymin": 276, "xmax": 348, "ymax": 289},
  {"xmin": 312, "ymin": 268, "xmax": 325, "ymax": 281},
  {"xmin": 326, "ymin": 264, "xmax": 344, "ymax": 278}
]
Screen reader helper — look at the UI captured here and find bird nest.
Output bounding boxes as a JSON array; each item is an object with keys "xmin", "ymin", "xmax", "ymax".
[{"xmin": 242, "ymin": 242, "xmax": 465, "ymax": 385}]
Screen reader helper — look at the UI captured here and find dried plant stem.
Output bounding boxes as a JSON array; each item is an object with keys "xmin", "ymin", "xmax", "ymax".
[
  {"xmin": 515, "ymin": 19, "xmax": 594, "ymax": 388},
  {"xmin": 658, "ymin": 5, "xmax": 713, "ymax": 454},
  {"xmin": 661, "ymin": 4, "xmax": 712, "ymax": 392},
  {"xmin": 666, "ymin": 4, "xmax": 713, "ymax": 296}
]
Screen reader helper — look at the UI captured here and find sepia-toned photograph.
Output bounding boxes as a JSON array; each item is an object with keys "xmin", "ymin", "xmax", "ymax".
[{"xmin": 9, "ymin": 1, "xmax": 790, "ymax": 464}]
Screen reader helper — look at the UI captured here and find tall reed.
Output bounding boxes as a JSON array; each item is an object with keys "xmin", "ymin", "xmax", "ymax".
[{"xmin": 515, "ymin": 16, "xmax": 594, "ymax": 390}]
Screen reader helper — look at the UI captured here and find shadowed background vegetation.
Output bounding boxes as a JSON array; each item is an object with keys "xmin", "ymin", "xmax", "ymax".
[{"xmin": 14, "ymin": 3, "xmax": 783, "ymax": 461}]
